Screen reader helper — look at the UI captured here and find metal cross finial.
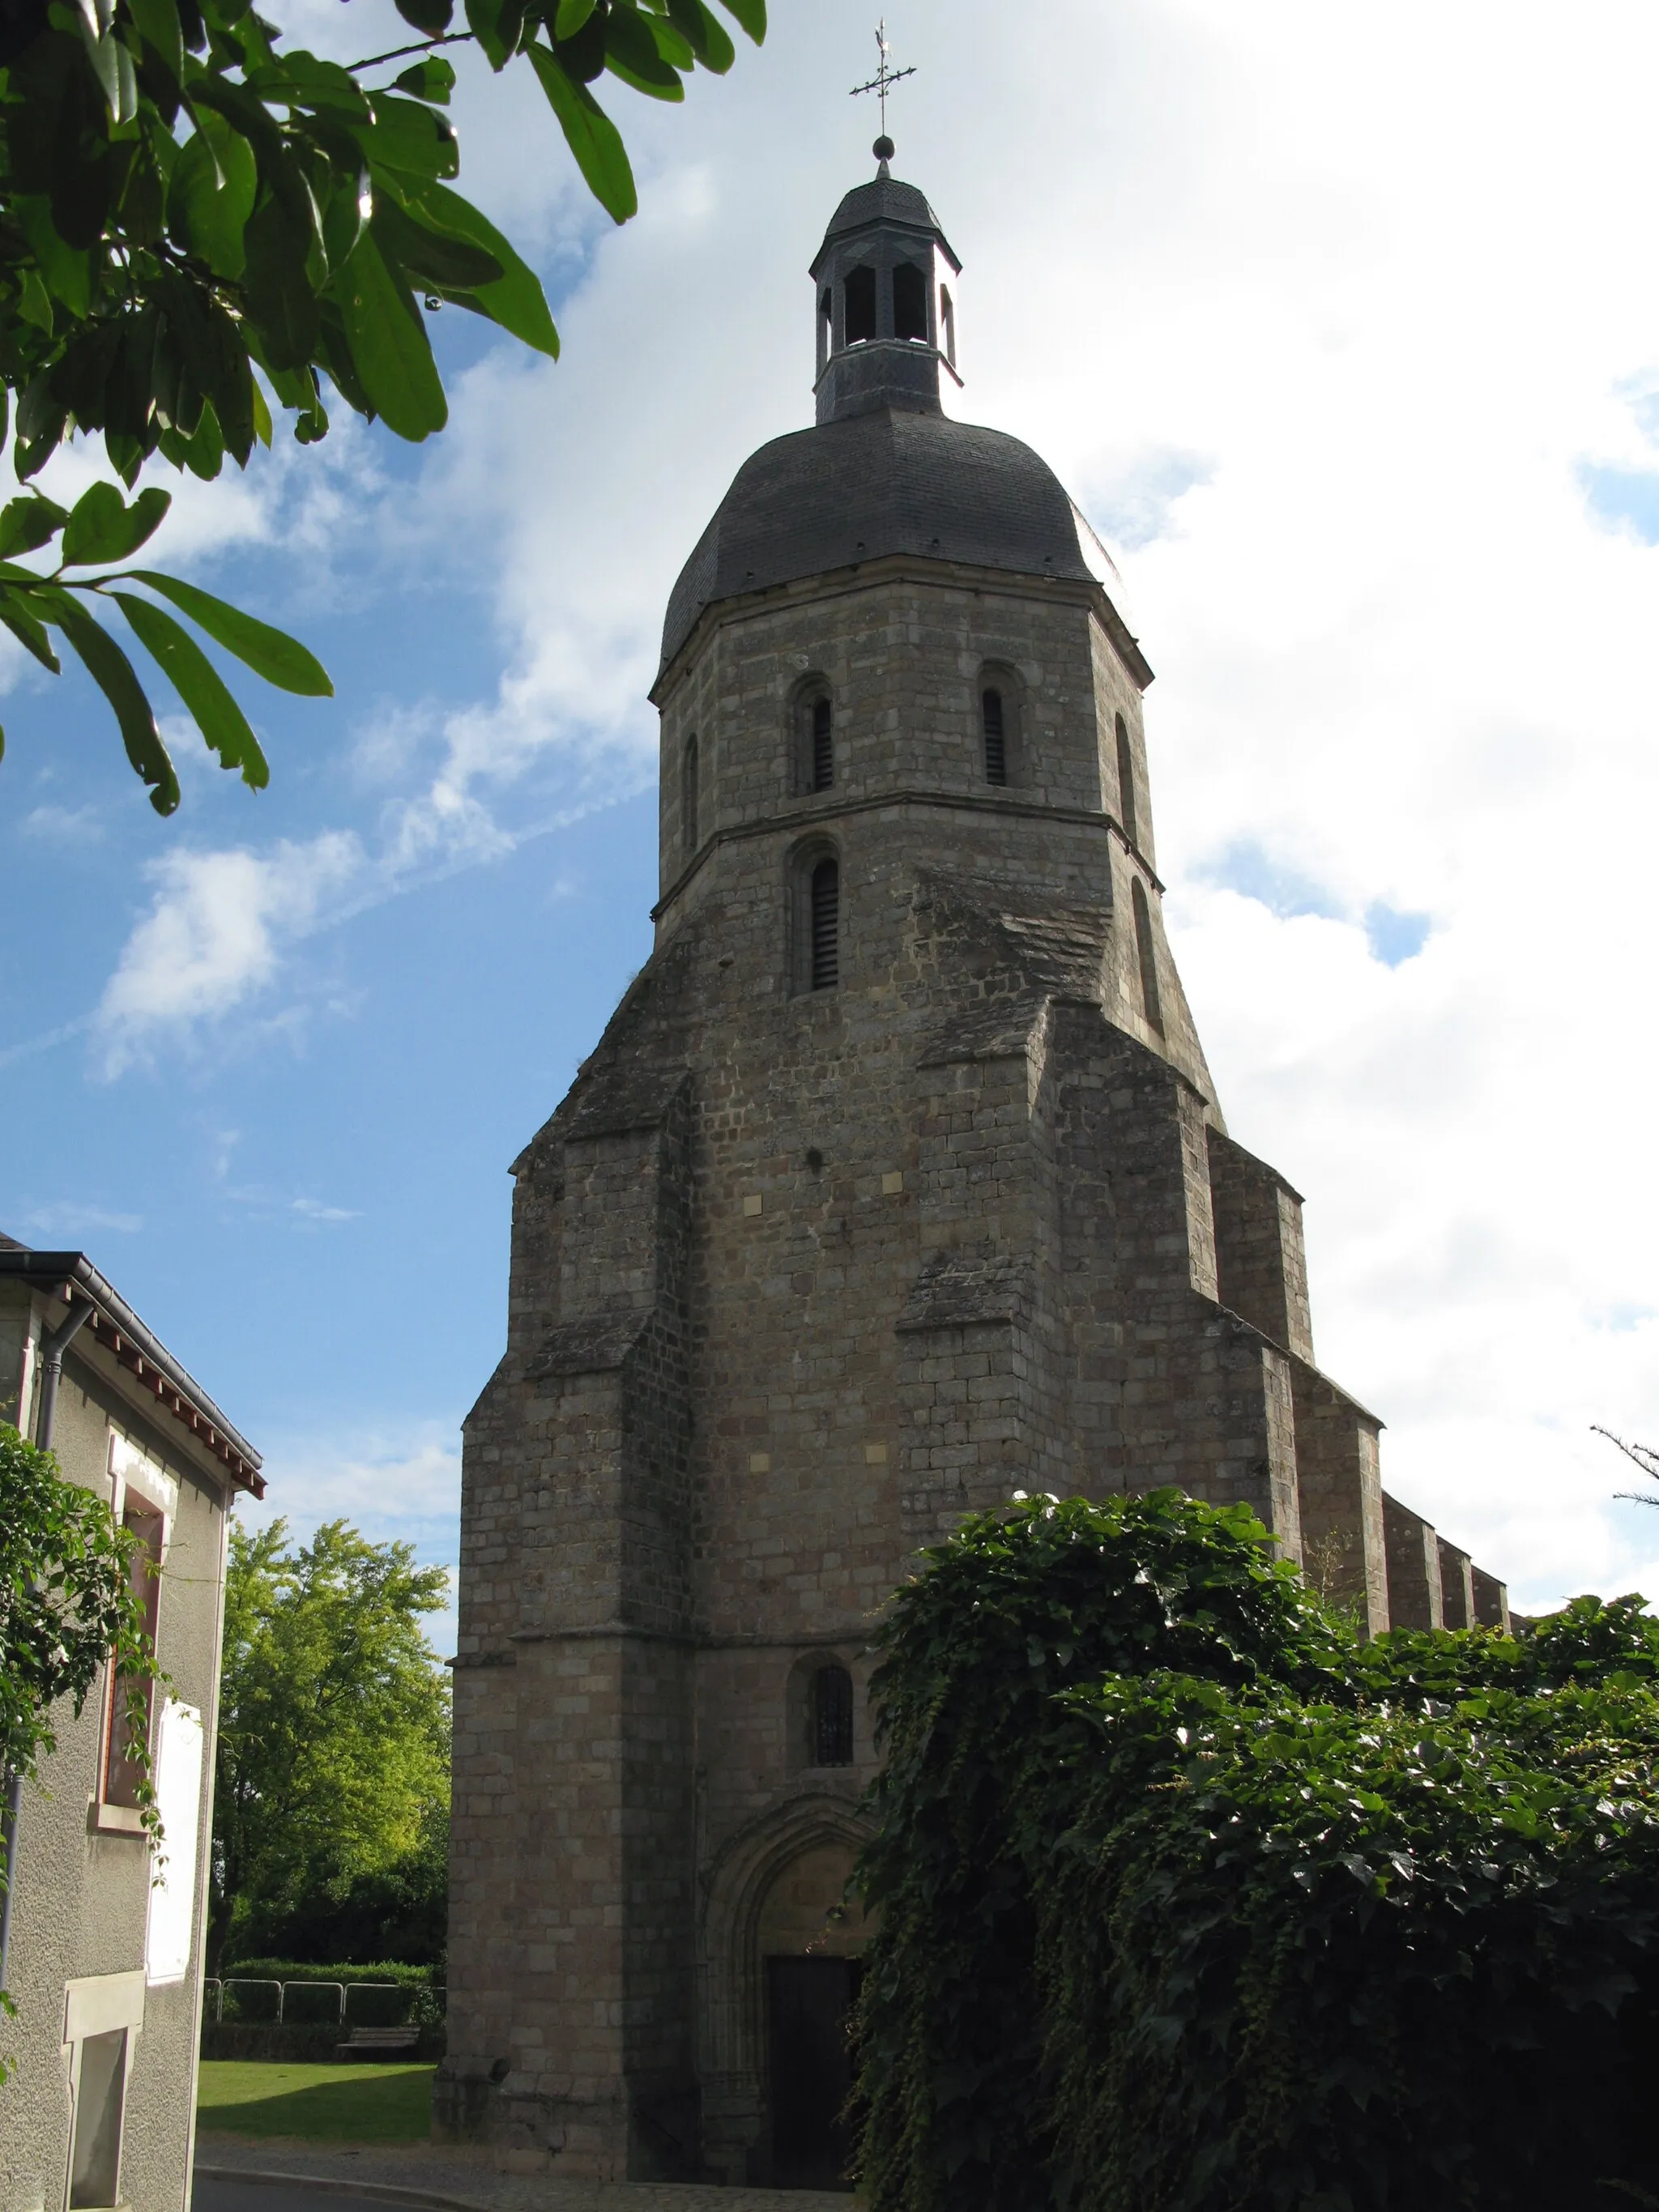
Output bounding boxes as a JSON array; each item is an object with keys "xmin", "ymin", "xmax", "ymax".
[{"xmin": 850, "ymin": 18, "xmax": 915, "ymax": 142}]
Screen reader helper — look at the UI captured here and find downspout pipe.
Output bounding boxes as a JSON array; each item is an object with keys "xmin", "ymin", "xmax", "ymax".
[
  {"xmin": 0, "ymin": 1289, "xmax": 97, "ymax": 2001},
  {"xmin": 34, "ymin": 1289, "xmax": 96, "ymax": 1457}
]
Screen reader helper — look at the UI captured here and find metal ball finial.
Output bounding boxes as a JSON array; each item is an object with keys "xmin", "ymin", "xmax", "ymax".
[{"xmin": 872, "ymin": 134, "xmax": 894, "ymax": 162}]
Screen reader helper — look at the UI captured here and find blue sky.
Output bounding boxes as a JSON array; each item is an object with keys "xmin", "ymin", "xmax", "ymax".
[{"xmin": 5, "ymin": 0, "xmax": 1659, "ymax": 1637}]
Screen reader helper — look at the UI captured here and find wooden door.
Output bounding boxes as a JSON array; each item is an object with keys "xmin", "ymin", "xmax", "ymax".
[{"xmin": 766, "ymin": 1954, "xmax": 861, "ymax": 2189}]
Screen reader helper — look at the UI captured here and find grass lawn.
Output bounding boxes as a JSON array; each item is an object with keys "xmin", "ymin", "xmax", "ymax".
[{"xmin": 196, "ymin": 2061, "xmax": 435, "ymax": 2143}]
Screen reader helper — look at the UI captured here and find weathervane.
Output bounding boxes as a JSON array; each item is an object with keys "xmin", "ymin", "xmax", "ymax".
[{"xmin": 850, "ymin": 18, "xmax": 915, "ymax": 151}]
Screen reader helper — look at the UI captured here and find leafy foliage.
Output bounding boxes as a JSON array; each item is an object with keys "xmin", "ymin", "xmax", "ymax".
[
  {"xmin": 0, "ymin": 1417, "xmax": 164, "ymax": 1804},
  {"xmin": 0, "ymin": 0, "xmax": 764, "ymax": 803},
  {"xmin": 211, "ymin": 1516, "xmax": 450, "ymax": 1971},
  {"xmin": 853, "ymin": 1491, "xmax": 1659, "ymax": 2212},
  {"xmin": 0, "ymin": 1420, "xmax": 166, "ymax": 2068}
]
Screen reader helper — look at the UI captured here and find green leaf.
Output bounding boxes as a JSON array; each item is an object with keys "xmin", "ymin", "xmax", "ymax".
[
  {"xmin": 247, "ymin": 49, "xmax": 373, "ymax": 117},
  {"xmin": 603, "ymin": 2, "xmax": 685, "ymax": 98},
  {"xmin": 408, "ymin": 181, "xmax": 559, "ymax": 357},
  {"xmin": 552, "ymin": 0, "xmax": 595, "ymax": 33},
  {"xmin": 241, "ymin": 193, "xmax": 322, "ymax": 372},
  {"xmin": 129, "ymin": 571, "xmax": 332, "ymax": 695},
  {"xmin": 167, "ymin": 113, "xmax": 258, "ymax": 279},
  {"xmin": 527, "ymin": 45, "xmax": 637, "ymax": 223},
  {"xmin": 62, "ymin": 483, "xmax": 172, "ymax": 566},
  {"xmin": 42, "ymin": 588, "xmax": 179, "ymax": 814},
  {"xmin": 391, "ymin": 56, "xmax": 456, "ymax": 104},
  {"xmin": 666, "ymin": 0, "xmax": 734, "ymax": 71},
  {"xmin": 110, "ymin": 591, "xmax": 271, "ymax": 788},
  {"xmin": 14, "ymin": 197, "xmax": 93, "ymax": 320},
  {"xmin": 329, "ymin": 227, "xmax": 447, "ymax": 441},
  {"xmin": 126, "ymin": 0, "xmax": 184, "ymax": 83},
  {"xmin": 352, "ymin": 94, "xmax": 460, "ymax": 181},
  {"xmin": 391, "ymin": 0, "xmax": 453, "ymax": 33},
  {"xmin": 0, "ymin": 496, "xmax": 70, "ymax": 560},
  {"xmin": 371, "ymin": 199, "xmax": 501, "ymax": 293},
  {"xmin": 641, "ymin": 10, "xmax": 695, "ymax": 70},
  {"xmin": 712, "ymin": 0, "xmax": 762, "ymax": 39},
  {"xmin": 0, "ymin": 592, "xmax": 63, "ymax": 673},
  {"xmin": 463, "ymin": 0, "xmax": 524, "ymax": 70}
]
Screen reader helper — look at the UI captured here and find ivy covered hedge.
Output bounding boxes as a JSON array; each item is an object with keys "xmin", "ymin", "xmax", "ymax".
[{"xmin": 852, "ymin": 1492, "xmax": 1659, "ymax": 2212}]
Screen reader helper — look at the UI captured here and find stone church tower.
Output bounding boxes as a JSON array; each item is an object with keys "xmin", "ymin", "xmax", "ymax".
[{"xmin": 439, "ymin": 155, "xmax": 1510, "ymax": 2186}]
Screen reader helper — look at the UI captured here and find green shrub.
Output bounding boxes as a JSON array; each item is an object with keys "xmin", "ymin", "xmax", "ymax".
[{"xmin": 853, "ymin": 1491, "xmax": 1659, "ymax": 2212}]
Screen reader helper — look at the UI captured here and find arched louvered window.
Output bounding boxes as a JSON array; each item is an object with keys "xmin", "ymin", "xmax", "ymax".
[
  {"xmin": 844, "ymin": 264, "xmax": 876, "ymax": 345},
  {"xmin": 811, "ymin": 695, "xmax": 834, "ymax": 792},
  {"xmin": 1115, "ymin": 712, "xmax": 1140, "ymax": 849},
  {"xmin": 1132, "ymin": 877, "xmax": 1163, "ymax": 1035},
  {"xmin": 681, "ymin": 732, "xmax": 699, "ymax": 853},
  {"xmin": 983, "ymin": 688, "xmax": 1007, "ymax": 786},
  {"xmin": 811, "ymin": 1663, "xmax": 854, "ymax": 1767},
  {"xmin": 893, "ymin": 262, "xmax": 928, "ymax": 342},
  {"xmin": 810, "ymin": 859, "xmax": 839, "ymax": 991}
]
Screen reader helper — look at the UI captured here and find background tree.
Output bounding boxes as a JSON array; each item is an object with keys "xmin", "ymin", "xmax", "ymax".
[
  {"xmin": 211, "ymin": 1515, "xmax": 450, "ymax": 1969},
  {"xmin": 0, "ymin": 0, "xmax": 765, "ymax": 808},
  {"xmin": 1, "ymin": 1421, "xmax": 164, "ymax": 2072}
]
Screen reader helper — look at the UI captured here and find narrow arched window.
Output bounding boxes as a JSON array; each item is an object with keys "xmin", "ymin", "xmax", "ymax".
[
  {"xmin": 681, "ymin": 732, "xmax": 699, "ymax": 853},
  {"xmin": 983, "ymin": 689, "xmax": 1007, "ymax": 786},
  {"xmin": 810, "ymin": 1663, "xmax": 854, "ymax": 1767},
  {"xmin": 818, "ymin": 286, "xmax": 833, "ymax": 376},
  {"xmin": 940, "ymin": 285, "xmax": 957, "ymax": 369},
  {"xmin": 844, "ymin": 264, "xmax": 876, "ymax": 345},
  {"xmin": 1132, "ymin": 877, "xmax": 1163, "ymax": 1034},
  {"xmin": 811, "ymin": 695, "xmax": 834, "ymax": 792},
  {"xmin": 893, "ymin": 262, "xmax": 928, "ymax": 342},
  {"xmin": 810, "ymin": 859, "xmax": 839, "ymax": 991},
  {"xmin": 1115, "ymin": 713, "xmax": 1139, "ymax": 849}
]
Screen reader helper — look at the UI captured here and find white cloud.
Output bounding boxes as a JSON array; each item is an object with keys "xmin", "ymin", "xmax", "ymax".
[
  {"xmin": 17, "ymin": 1201, "xmax": 143, "ymax": 1238},
  {"xmin": 23, "ymin": 803, "xmax": 104, "ymax": 843},
  {"xmin": 96, "ymin": 834, "xmax": 364, "ymax": 1072},
  {"xmin": 58, "ymin": 0, "xmax": 1659, "ymax": 1615}
]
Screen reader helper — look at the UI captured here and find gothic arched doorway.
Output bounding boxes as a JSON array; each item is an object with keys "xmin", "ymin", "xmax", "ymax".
[
  {"xmin": 698, "ymin": 1800, "xmax": 872, "ymax": 2188},
  {"xmin": 758, "ymin": 1841, "xmax": 868, "ymax": 2189}
]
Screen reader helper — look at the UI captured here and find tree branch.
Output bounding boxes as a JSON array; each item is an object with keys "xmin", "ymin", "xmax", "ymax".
[
  {"xmin": 1593, "ymin": 1425, "xmax": 1659, "ymax": 1498},
  {"xmin": 349, "ymin": 28, "xmax": 473, "ymax": 70}
]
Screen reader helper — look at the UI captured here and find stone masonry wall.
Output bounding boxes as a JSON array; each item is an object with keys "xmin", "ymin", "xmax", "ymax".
[{"xmin": 446, "ymin": 552, "xmax": 1512, "ymax": 2181}]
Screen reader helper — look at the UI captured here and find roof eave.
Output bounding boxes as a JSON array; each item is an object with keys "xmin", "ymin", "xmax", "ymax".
[
  {"xmin": 651, "ymin": 552, "xmax": 1154, "ymax": 702},
  {"xmin": 0, "ymin": 1249, "xmax": 263, "ymax": 1494}
]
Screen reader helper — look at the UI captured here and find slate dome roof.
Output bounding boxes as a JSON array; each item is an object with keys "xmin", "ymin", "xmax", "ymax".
[
  {"xmin": 659, "ymin": 407, "xmax": 1098, "ymax": 675},
  {"xmin": 818, "ymin": 175, "xmax": 949, "ymax": 252}
]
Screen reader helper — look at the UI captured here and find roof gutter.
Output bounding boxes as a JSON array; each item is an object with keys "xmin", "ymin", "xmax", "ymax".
[{"xmin": 0, "ymin": 1250, "xmax": 262, "ymax": 1495}]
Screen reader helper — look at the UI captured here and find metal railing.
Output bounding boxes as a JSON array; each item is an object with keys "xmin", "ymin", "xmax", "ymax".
[{"xmin": 203, "ymin": 1978, "xmax": 445, "ymax": 2027}]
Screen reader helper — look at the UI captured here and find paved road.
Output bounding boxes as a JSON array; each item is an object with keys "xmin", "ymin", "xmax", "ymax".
[
  {"xmin": 194, "ymin": 2149, "xmax": 854, "ymax": 2212},
  {"xmin": 197, "ymin": 2182, "xmax": 442, "ymax": 2212}
]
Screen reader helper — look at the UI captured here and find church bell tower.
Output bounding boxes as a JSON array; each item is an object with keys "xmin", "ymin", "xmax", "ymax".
[{"xmin": 439, "ymin": 147, "xmax": 1510, "ymax": 2187}]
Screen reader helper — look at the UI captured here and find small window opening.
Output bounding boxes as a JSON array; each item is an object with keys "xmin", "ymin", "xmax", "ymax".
[
  {"xmin": 983, "ymin": 688, "xmax": 1007, "ymax": 786},
  {"xmin": 811, "ymin": 695, "xmax": 834, "ymax": 792},
  {"xmin": 682, "ymin": 732, "xmax": 699, "ymax": 853},
  {"xmin": 940, "ymin": 284, "xmax": 957, "ymax": 369},
  {"xmin": 1132, "ymin": 877, "xmax": 1163, "ymax": 1035},
  {"xmin": 69, "ymin": 2029, "xmax": 129, "ymax": 2210},
  {"xmin": 104, "ymin": 1502, "xmax": 161, "ymax": 1808},
  {"xmin": 809, "ymin": 859, "xmax": 839, "ymax": 991},
  {"xmin": 843, "ymin": 264, "xmax": 876, "ymax": 346},
  {"xmin": 818, "ymin": 287, "xmax": 833, "ymax": 375},
  {"xmin": 1115, "ymin": 712, "xmax": 1140, "ymax": 849},
  {"xmin": 810, "ymin": 1663, "xmax": 854, "ymax": 1767},
  {"xmin": 893, "ymin": 262, "xmax": 928, "ymax": 343}
]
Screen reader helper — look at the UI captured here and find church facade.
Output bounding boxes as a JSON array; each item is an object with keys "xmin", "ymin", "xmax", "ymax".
[{"xmin": 437, "ymin": 158, "xmax": 1510, "ymax": 2186}]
